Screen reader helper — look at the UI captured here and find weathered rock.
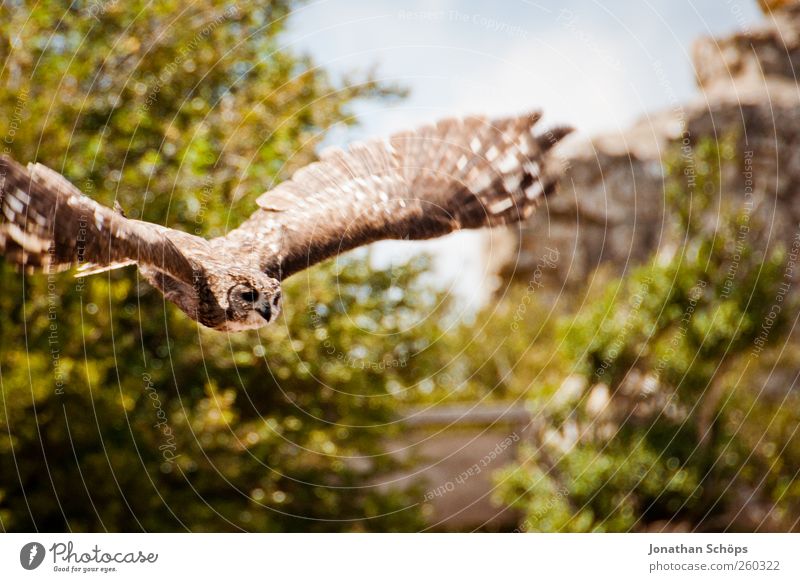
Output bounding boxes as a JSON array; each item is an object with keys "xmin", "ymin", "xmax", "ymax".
[{"xmin": 503, "ymin": 7, "xmax": 800, "ymax": 290}]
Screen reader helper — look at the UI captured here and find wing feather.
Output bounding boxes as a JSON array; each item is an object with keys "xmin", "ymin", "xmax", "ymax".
[{"xmin": 0, "ymin": 155, "xmax": 195, "ymax": 283}]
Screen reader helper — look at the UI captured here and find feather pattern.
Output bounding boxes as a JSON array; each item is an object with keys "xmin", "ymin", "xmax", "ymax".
[
  {"xmin": 0, "ymin": 156, "xmax": 195, "ymax": 282},
  {"xmin": 0, "ymin": 110, "xmax": 572, "ymax": 331},
  {"xmin": 221, "ymin": 112, "xmax": 572, "ymax": 278}
]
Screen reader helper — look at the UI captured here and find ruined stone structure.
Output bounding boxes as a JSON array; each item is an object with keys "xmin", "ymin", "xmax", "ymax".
[
  {"xmin": 412, "ymin": 5, "xmax": 800, "ymax": 531},
  {"xmin": 503, "ymin": 5, "xmax": 800, "ymax": 290}
]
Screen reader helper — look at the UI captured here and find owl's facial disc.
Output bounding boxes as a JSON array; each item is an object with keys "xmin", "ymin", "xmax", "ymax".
[
  {"xmin": 220, "ymin": 277, "xmax": 282, "ymax": 331},
  {"xmin": 237, "ymin": 287, "xmax": 281, "ymax": 322}
]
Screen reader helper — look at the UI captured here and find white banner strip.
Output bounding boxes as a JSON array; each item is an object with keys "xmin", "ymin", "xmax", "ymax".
[{"xmin": 1, "ymin": 533, "xmax": 798, "ymax": 581}]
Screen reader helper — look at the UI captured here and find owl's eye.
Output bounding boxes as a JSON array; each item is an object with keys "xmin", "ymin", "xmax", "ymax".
[
  {"xmin": 272, "ymin": 292, "xmax": 281, "ymax": 307},
  {"xmin": 240, "ymin": 290, "xmax": 259, "ymax": 303}
]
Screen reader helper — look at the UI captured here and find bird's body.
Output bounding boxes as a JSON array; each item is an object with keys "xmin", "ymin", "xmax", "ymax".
[{"xmin": 0, "ymin": 112, "xmax": 571, "ymax": 331}]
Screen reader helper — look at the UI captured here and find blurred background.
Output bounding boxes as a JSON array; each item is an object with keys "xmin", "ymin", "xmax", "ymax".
[{"xmin": 2, "ymin": 0, "xmax": 800, "ymax": 532}]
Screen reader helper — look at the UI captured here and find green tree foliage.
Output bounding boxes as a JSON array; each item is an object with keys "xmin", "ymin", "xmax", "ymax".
[
  {"xmin": 0, "ymin": 0, "xmax": 430, "ymax": 532},
  {"xmin": 495, "ymin": 136, "xmax": 800, "ymax": 532}
]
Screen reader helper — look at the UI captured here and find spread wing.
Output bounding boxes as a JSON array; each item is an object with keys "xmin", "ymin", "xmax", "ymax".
[
  {"xmin": 221, "ymin": 112, "xmax": 572, "ymax": 279},
  {"xmin": 0, "ymin": 155, "xmax": 194, "ymax": 282}
]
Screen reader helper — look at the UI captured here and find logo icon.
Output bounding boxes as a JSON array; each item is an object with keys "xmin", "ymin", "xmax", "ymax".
[{"xmin": 19, "ymin": 542, "xmax": 46, "ymax": 570}]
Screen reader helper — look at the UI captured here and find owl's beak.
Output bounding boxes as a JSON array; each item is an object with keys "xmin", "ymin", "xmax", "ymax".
[{"xmin": 256, "ymin": 304, "xmax": 272, "ymax": 323}]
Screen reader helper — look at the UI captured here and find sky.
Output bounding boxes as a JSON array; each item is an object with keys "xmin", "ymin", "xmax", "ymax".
[{"xmin": 279, "ymin": 0, "xmax": 764, "ymax": 307}]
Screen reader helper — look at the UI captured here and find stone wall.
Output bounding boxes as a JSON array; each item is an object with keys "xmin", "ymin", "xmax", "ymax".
[
  {"xmin": 502, "ymin": 6, "xmax": 800, "ymax": 290},
  {"xmin": 387, "ymin": 404, "xmax": 533, "ymax": 531},
  {"xmin": 409, "ymin": 6, "xmax": 800, "ymax": 533}
]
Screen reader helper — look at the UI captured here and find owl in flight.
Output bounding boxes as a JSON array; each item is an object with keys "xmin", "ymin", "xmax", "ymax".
[{"xmin": 0, "ymin": 112, "xmax": 571, "ymax": 331}]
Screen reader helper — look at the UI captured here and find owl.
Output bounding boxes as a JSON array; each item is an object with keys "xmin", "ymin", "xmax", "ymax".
[{"xmin": 0, "ymin": 112, "xmax": 571, "ymax": 331}]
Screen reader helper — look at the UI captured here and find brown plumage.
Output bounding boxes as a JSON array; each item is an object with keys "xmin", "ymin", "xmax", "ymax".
[{"xmin": 0, "ymin": 112, "xmax": 571, "ymax": 331}]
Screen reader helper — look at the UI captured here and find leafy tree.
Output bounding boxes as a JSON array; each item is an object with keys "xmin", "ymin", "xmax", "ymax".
[
  {"xmin": 5, "ymin": 0, "xmax": 799, "ymax": 535},
  {"xmin": 495, "ymin": 136, "xmax": 800, "ymax": 532}
]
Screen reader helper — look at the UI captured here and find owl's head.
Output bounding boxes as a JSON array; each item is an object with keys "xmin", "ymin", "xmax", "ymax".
[
  {"xmin": 221, "ymin": 277, "xmax": 282, "ymax": 331},
  {"xmin": 214, "ymin": 270, "xmax": 283, "ymax": 331},
  {"xmin": 140, "ymin": 252, "xmax": 283, "ymax": 332}
]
